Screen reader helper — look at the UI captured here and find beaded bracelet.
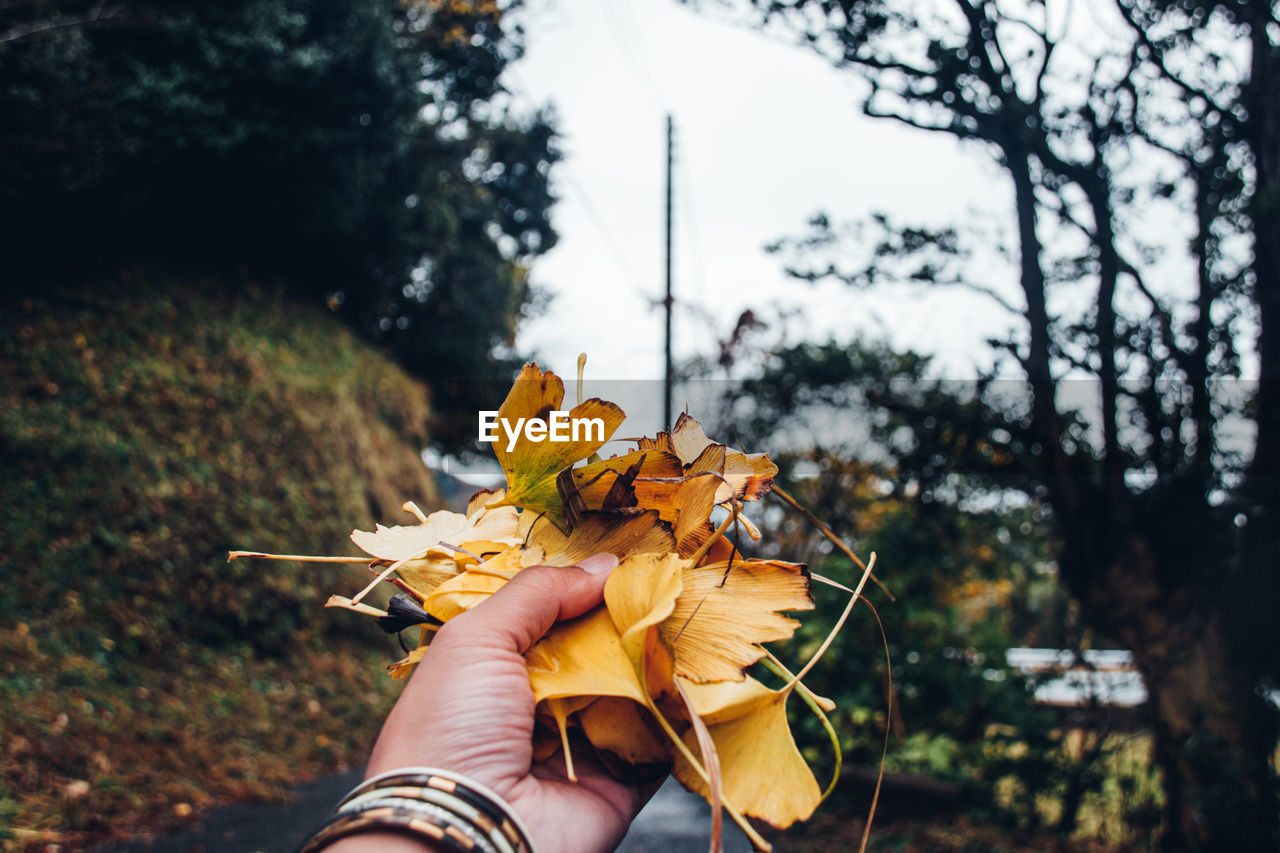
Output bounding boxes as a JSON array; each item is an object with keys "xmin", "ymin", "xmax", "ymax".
[
  {"xmin": 341, "ymin": 769, "xmax": 533, "ymax": 852},
  {"xmin": 297, "ymin": 800, "xmax": 494, "ymax": 853},
  {"xmin": 338, "ymin": 789, "xmax": 515, "ymax": 853},
  {"xmin": 296, "ymin": 767, "xmax": 537, "ymax": 853}
]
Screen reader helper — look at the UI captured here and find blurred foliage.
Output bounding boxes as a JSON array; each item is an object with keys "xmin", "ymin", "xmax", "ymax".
[
  {"xmin": 0, "ymin": 0, "xmax": 559, "ymax": 445},
  {"xmin": 687, "ymin": 0, "xmax": 1280, "ymax": 844},
  {"xmin": 0, "ymin": 271, "xmax": 438, "ymax": 848},
  {"xmin": 765, "ymin": 811, "xmax": 1124, "ymax": 852},
  {"xmin": 707, "ymin": 338, "xmax": 1163, "ymax": 843}
]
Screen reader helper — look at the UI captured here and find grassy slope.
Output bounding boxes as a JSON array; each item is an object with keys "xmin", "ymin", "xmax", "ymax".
[{"xmin": 0, "ymin": 270, "xmax": 439, "ymax": 850}]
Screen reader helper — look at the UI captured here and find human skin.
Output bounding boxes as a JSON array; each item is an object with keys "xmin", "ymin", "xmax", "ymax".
[{"xmin": 327, "ymin": 554, "xmax": 651, "ymax": 853}]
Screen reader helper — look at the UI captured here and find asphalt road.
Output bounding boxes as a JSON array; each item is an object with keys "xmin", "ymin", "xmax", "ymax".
[{"xmin": 93, "ymin": 775, "xmax": 752, "ymax": 853}]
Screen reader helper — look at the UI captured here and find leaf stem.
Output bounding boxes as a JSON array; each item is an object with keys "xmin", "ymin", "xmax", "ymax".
[{"xmin": 768, "ymin": 485, "xmax": 893, "ymax": 600}]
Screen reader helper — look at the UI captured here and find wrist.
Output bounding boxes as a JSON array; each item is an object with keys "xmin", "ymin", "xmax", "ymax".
[
  {"xmin": 296, "ymin": 766, "xmax": 536, "ymax": 853},
  {"xmin": 326, "ymin": 833, "xmax": 446, "ymax": 853}
]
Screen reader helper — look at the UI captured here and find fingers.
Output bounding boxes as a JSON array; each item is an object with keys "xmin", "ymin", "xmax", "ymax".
[{"xmin": 435, "ymin": 554, "xmax": 619, "ymax": 655}]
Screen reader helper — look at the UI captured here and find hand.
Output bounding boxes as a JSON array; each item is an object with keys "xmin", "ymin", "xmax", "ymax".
[{"xmin": 332, "ymin": 554, "xmax": 650, "ymax": 853}]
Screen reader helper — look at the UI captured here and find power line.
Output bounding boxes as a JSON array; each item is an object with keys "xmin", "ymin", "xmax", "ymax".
[
  {"xmin": 502, "ymin": 68, "xmax": 648, "ymax": 296},
  {"xmin": 594, "ymin": 0, "xmax": 666, "ymax": 113},
  {"xmin": 560, "ymin": 169, "xmax": 648, "ymax": 294},
  {"xmin": 677, "ymin": 149, "xmax": 708, "ymax": 304}
]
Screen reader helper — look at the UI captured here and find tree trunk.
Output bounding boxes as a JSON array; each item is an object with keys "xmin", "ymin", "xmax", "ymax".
[
  {"xmin": 1235, "ymin": 10, "xmax": 1280, "ymax": 849},
  {"xmin": 1244, "ymin": 3, "xmax": 1280, "ymax": 495},
  {"xmin": 1062, "ymin": 527, "xmax": 1277, "ymax": 850}
]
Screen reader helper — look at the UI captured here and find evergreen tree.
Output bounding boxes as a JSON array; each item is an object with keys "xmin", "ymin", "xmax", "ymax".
[{"xmin": 1, "ymin": 0, "xmax": 558, "ymax": 429}]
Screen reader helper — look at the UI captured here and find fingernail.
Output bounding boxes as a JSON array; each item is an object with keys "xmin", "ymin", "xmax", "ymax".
[{"xmin": 577, "ymin": 553, "xmax": 619, "ymax": 575}]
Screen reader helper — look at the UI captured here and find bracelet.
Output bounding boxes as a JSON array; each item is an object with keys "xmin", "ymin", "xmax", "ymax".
[
  {"xmin": 296, "ymin": 767, "xmax": 537, "ymax": 853},
  {"xmin": 297, "ymin": 800, "xmax": 495, "ymax": 853},
  {"xmin": 339, "ymin": 791, "xmax": 513, "ymax": 853}
]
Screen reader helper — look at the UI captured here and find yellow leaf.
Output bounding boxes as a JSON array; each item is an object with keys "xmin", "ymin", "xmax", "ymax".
[
  {"xmin": 538, "ymin": 510, "xmax": 675, "ymax": 568},
  {"xmin": 722, "ymin": 450, "xmax": 779, "ymax": 502},
  {"xmin": 639, "ymin": 412, "xmax": 714, "ymax": 465},
  {"xmin": 564, "ymin": 449, "xmax": 683, "ymax": 512},
  {"xmin": 578, "ymin": 696, "xmax": 672, "ymax": 767},
  {"xmin": 638, "ymin": 413, "xmax": 777, "ymax": 503},
  {"xmin": 488, "ymin": 363, "xmax": 625, "ymax": 530},
  {"xmin": 674, "ymin": 677, "xmax": 821, "ymax": 828},
  {"xmin": 630, "ymin": 472, "xmax": 722, "ymax": 556},
  {"xmin": 527, "ymin": 609, "xmax": 647, "ymax": 706},
  {"xmin": 521, "ymin": 508, "xmax": 567, "ymax": 554},
  {"xmin": 387, "ymin": 644, "xmax": 429, "ymax": 679},
  {"xmin": 423, "ymin": 557, "xmax": 515, "ymax": 621},
  {"xmin": 466, "ymin": 488, "xmax": 504, "ymax": 517},
  {"xmin": 662, "ymin": 559, "xmax": 813, "ymax": 683},
  {"xmin": 387, "ymin": 625, "xmax": 436, "ymax": 678},
  {"xmin": 263, "ymin": 358, "xmax": 860, "ymax": 846},
  {"xmin": 604, "ymin": 553, "xmax": 684, "ymax": 699},
  {"xmin": 540, "ymin": 696, "xmax": 595, "ymax": 781},
  {"xmin": 390, "ymin": 555, "xmax": 464, "ymax": 599}
]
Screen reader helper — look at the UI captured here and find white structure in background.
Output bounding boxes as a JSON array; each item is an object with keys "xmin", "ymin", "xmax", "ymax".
[{"xmin": 1006, "ymin": 648, "xmax": 1149, "ymax": 708}]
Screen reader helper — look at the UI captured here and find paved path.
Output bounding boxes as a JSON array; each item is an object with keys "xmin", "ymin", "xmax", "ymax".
[
  {"xmin": 616, "ymin": 778, "xmax": 752, "ymax": 853},
  {"xmin": 94, "ymin": 775, "xmax": 751, "ymax": 852}
]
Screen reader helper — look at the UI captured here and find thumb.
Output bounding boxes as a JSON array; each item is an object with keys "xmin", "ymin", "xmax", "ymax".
[{"xmin": 437, "ymin": 553, "xmax": 619, "ymax": 655}]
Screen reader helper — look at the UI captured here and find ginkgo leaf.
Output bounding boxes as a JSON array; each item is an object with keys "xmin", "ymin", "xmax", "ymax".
[
  {"xmin": 577, "ymin": 696, "xmax": 672, "ymax": 767},
  {"xmin": 349, "ymin": 513, "xmax": 466, "ymax": 562},
  {"xmin": 527, "ymin": 608, "xmax": 648, "ymax": 706},
  {"xmin": 349, "ymin": 505, "xmax": 519, "ymax": 562},
  {"xmin": 639, "ymin": 412, "xmax": 714, "ymax": 466},
  {"xmin": 536, "ymin": 510, "xmax": 675, "ymax": 567},
  {"xmin": 661, "ymin": 559, "xmax": 813, "ymax": 683},
  {"xmin": 387, "ymin": 644, "xmax": 429, "ymax": 679},
  {"xmin": 347, "ymin": 505, "xmax": 521, "ymax": 600},
  {"xmin": 391, "ymin": 555, "xmax": 464, "ymax": 599},
  {"xmin": 415, "ymin": 542, "xmax": 551, "ymax": 622},
  {"xmin": 467, "ymin": 488, "xmax": 504, "ymax": 517},
  {"xmin": 630, "ymin": 473, "xmax": 722, "ymax": 556},
  {"xmin": 673, "ymin": 676, "xmax": 821, "ymax": 828},
  {"xmin": 519, "ymin": 508, "xmax": 566, "ymax": 553},
  {"xmin": 638, "ymin": 413, "xmax": 778, "ymax": 503},
  {"xmin": 540, "ymin": 696, "xmax": 595, "ymax": 781},
  {"xmin": 604, "ymin": 553, "xmax": 685, "ymax": 699},
  {"xmin": 423, "ymin": 570, "xmax": 510, "ymax": 622},
  {"xmin": 722, "ymin": 451, "xmax": 778, "ymax": 502},
  {"xmin": 563, "ymin": 450, "xmax": 684, "ymax": 512},
  {"xmin": 486, "ymin": 363, "xmax": 625, "ymax": 530},
  {"xmin": 387, "ymin": 624, "xmax": 437, "ymax": 679}
]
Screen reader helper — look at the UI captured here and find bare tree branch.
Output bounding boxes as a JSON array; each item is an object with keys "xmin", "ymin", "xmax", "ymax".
[{"xmin": 0, "ymin": 2, "xmax": 122, "ymax": 48}]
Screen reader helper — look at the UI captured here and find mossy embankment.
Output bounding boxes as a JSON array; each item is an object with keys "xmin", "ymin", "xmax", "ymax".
[{"xmin": 0, "ymin": 270, "xmax": 439, "ymax": 850}]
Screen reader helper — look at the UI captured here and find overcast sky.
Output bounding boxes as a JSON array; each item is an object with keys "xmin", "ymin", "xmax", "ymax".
[{"xmin": 506, "ymin": 0, "xmax": 1025, "ymax": 390}]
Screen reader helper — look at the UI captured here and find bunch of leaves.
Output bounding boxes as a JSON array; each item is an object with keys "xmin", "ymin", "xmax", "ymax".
[
  {"xmin": 0, "ymin": 272, "xmax": 437, "ymax": 849},
  {"xmin": 237, "ymin": 363, "xmax": 878, "ymax": 851}
]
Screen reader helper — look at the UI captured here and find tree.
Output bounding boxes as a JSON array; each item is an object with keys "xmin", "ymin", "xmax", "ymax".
[
  {"xmin": 0, "ymin": 0, "xmax": 558, "ymax": 434},
  {"xmin": 686, "ymin": 0, "xmax": 1278, "ymax": 847},
  {"xmin": 712, "ymin": 339, "xmax": 1159, "ymax": 836}
]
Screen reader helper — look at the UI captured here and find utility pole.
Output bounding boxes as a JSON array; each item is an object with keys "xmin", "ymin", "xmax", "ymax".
[{"xmin": 663, "ymin": 114, "xmax": 674, "ymax": 431}]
